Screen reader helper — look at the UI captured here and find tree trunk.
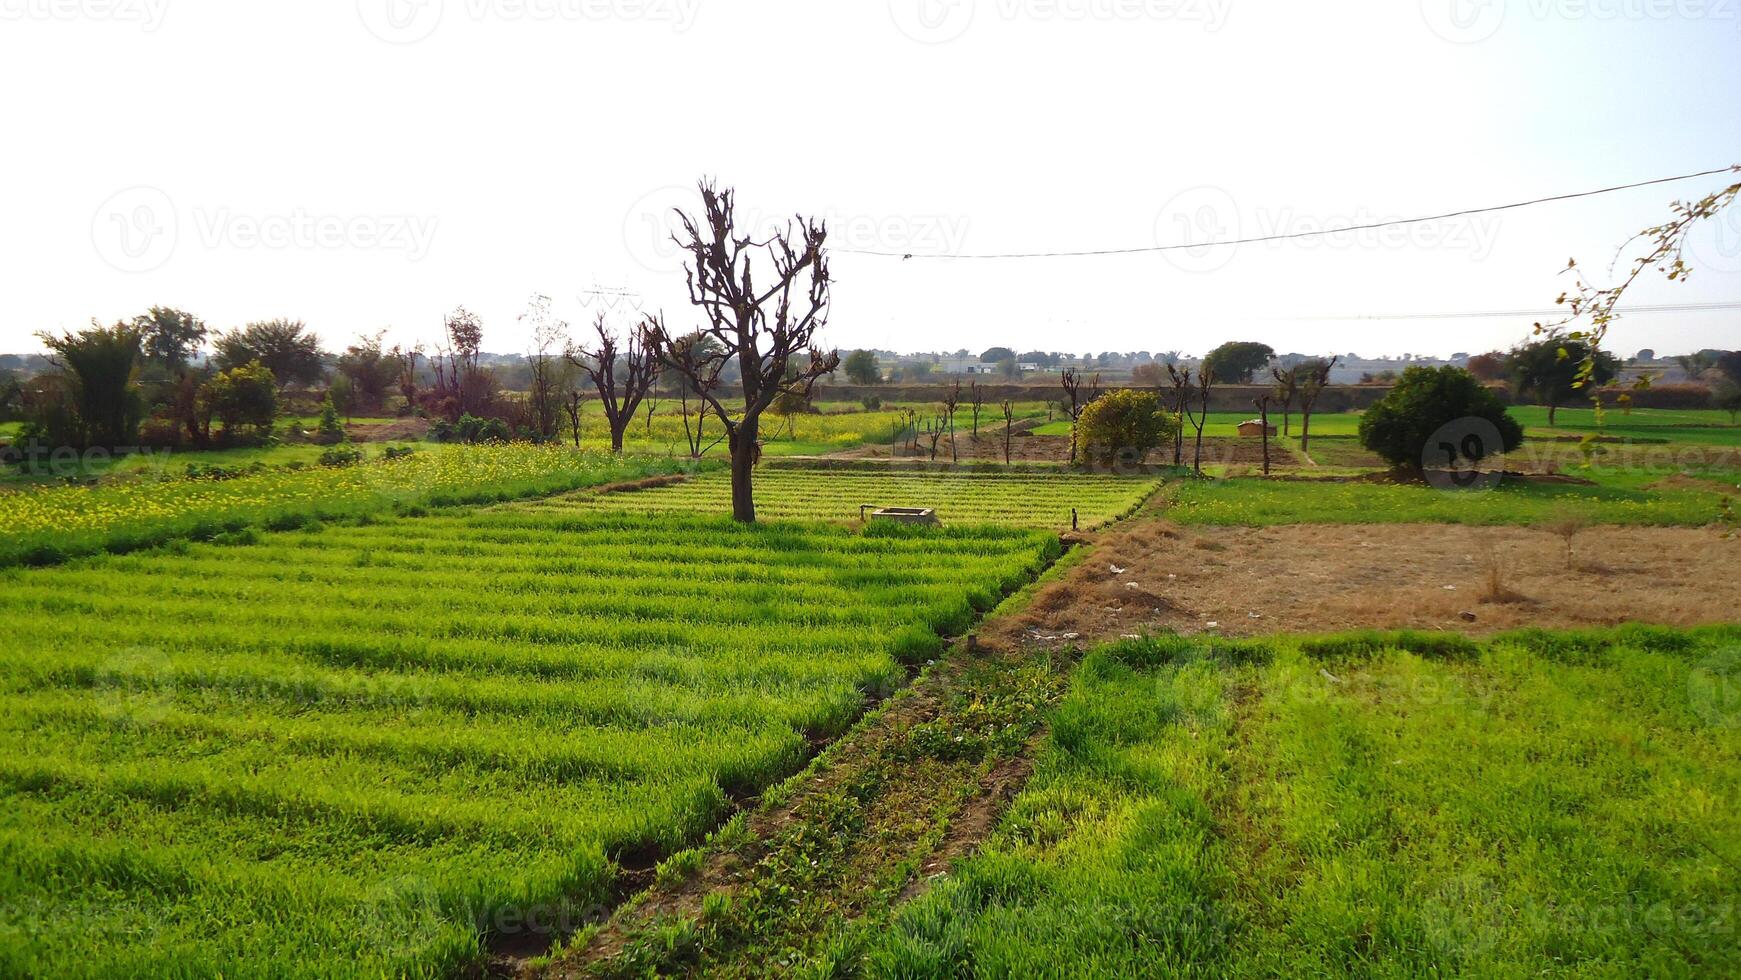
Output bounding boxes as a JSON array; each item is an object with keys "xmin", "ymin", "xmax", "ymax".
[
  {"xmin": 728, "ymin": 420, "xmax": 757, "ymax": 523},
  {"xmin": 1300, "ymin": 410, "xmax": 1312, "ymax": 453},
  {"xmin": 1193, "ymin": 426, "xmax": 1205, "ymax": 475},
  {"xmin": 1547, "ymin": 402, "xmax": 1557, "ymax": 427},
  {"xmin": 1282, "ymin": 408, "xmax": 1291, "ymax": 436}
]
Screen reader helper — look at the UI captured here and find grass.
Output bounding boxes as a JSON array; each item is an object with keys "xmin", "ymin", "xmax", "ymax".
[
  {"xmin": 0, "ymin": 445, "xmax": 701, "ymax": 567},
  {"xmin": 1161, "ymin": 473, "xmax": 1733, "ymax": 526},
  {"xmin": 0, "ymin": 507, "xmax": 1061, "ymax": 978},
  {"xmin": 535, "ymin": 466, "xmax": 1163, "ymax": 529},
  {"xmin": 868, "ymin": 627, "xmax": 1741, "ymax": 978}
]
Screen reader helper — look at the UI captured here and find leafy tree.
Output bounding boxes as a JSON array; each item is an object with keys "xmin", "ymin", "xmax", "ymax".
[
  {"xmin": 1719, "ymin": 350, "xmax": 1741, "ymax": 385},
  {"xmin": 1465, "ymin": 351, "xmax": 1506, "ymax": 381},
  {"xmin": 1358, "ymin": 366, "xmax": 1523, "ymax": 475},
  {"xmin": 1713, "ymin": 377, "xmax": 1741, "ymax": 424},
  {"xmin": 1074, "ymin": 389, "xmax": 1177, "ymax": 468},
  {"xmin": 1505, "ymin": 335, "xmax": 1619, "ymax": 425},
  {"xmin": 336, "ymin": 331, "xmax": 398, "ymax": 411},
  {"xmin": 843, "ymin": 349, "xmax": 881, "ymax": 385},
  {"xmin": 215, "ymin": 319, "xmax": 325, "ymax": 387},
  {"xmin": 133, "ymin": 306, "xmax": 207, "ymax": 370},
  {"xmin": 197, "ymin": 360, "xmax": 277, "ymax": 441},
  {"xmin": 1203, "ymin": 341, "xmax": 1275, "ymax": 384},
  {"xmin": 979, "ymin": 346, "xmax": 1016, "ymax": 363},
  {"xmin": 35, "ymin": 320, "xmax": 145, "ymax": 448}
]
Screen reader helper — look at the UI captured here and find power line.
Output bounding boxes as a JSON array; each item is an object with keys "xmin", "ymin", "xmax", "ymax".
[
  {"xmin": 832, "ymin": 165, "xmax": 1740, "ymax": 260},
  {"xmin": 1283, "ymin": 300, "xmax": 1741, "ymax": 322}
]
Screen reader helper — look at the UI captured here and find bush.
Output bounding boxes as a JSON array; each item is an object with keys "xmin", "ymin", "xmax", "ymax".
[
  {"xmin": 431, "ymin": 413, "xmax": 510, "ymax": 444},
  {"xmin": 861, "ymin": 395, "xmax": 884, "ymax": 412},
  {"xmin": 1073, "ymin": 389, "xmax": 1177, "ymax": 468},
  {"xmin": 314, "ymin": 397, "xmax": 346, "ymax": 445},
  {"xmin": 382, "ymin": 445, "xmax": 416, "ymax": 460},
  {"xmin": 199, "ymin": 360, "xmax": 278, "ymax": 442},
  {"xmin": 1358, "ymin": 366, "xmax": 1523, "ymax": 473},
  {"xmin": 318, "ymin": 446, "xmax": 363, "ymax": 468}
]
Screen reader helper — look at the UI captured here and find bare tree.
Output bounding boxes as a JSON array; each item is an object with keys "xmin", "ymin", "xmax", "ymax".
[
  {"xmin": 563, "ymin": 389, "xmax": 583, "ymax": 447},
  {"xmin": 942, "ymin": 380, "xmax": 961, "ymax": 462},
  {"xmin": 389, "ymin": 343, "xmax": 422, "ymax": 412},
  {"xmin": 1164, "ymin": 362, "xmax": 1197, "ymax": 470},
  {"xmin": 521, "ymin": 294, "xmax": 570, "ymax": 441},
  {"xmin": 1169, "ymin": 361, "xmax": 1212, "ymax": 474},
  {"xmin": 1060, "ymin": 368, "xmax": 1101, "ymax": 465},
  {"xmin": 1254, "ymin": 393, "xmax": 1272, "ymax": 476},
  {"xmin": 645, "ymin": 181, "xmax": 840, "ymax": 521},
  {"xmin": 1296, "ymin": 356, "xmax": 1340, "ymax": 455},
  {"xmin": 969, "ymin": 380, "xmax": 984, "ymax": 436},
  {"xmin": 569, "ymin": 312, "xmax": 659, "ymax": 453},
  {"xmin": 1271, "ymin": 363, "xmax": 1299, "ymax": 437},
  {"xmin": 1000, "ymin": 399, "xmax": 1014, "ymax": 464}
]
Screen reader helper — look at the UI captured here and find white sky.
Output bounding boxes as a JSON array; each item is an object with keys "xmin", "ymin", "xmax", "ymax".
[{"xmin": 2, "ymin": 0, "xmax": 1738, "ymax": 358}]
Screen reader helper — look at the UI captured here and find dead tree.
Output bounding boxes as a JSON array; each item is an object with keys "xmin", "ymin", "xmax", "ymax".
[
  {"xmin": 1254, "ymin": 393, "xmax": 1272, "ymax": 475},
  {"xmin": 1165, "ymin": 362, "xmax": 1196, "ymax": 468},
  {"xmin": 1297, "ymin": 356, "xmax": 1340, "ymax": 455},
  {"xmin": 970, "ymin": 381, "xmax": 984, "ymax": 436},
  {"xmin": 563, "ymin": 389, "xmax": 583, "ymax": 447},
  {"xmin": 942, "ymin": 381, "xmax": 961, "ymax": 462},
  {"xmin": 1060, "ymin": 368, "xmax": 1100, "ymax": 465},
  {"xmin": 646, "ymin": 181, "xmax": 840, "ymax": 522},
  {"xmin": 1271, "ymin": 363, "xmax": 1299, "ymax": 437},
  {"xmin": 521, "ymin": 294, "xmax": 569, "ymax": 441},
  {"xmin": 1000, "ymin": 399, "xmax": 1014, "ymax": 464},
  {"xmin": 568, "ymin": 312, "xmax": 659, "ymax": 453},
  {"xmin": 1169, "ymin": 361, "xmax": 1213, "ymax": 475}
]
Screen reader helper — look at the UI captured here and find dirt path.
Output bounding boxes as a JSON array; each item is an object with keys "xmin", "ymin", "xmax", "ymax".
[{"xmin": 526, "ymin": 536, "xmax": 1115, "ymax": 978}]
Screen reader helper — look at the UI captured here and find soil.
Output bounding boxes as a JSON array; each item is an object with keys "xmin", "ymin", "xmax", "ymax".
[
  {"xmin": 346, "ymin": 418, "xmax": 430, "ymax": 442},
  {"xmin": 983, "ymin": 519, "xmax": 1741, "ymax": 650}
]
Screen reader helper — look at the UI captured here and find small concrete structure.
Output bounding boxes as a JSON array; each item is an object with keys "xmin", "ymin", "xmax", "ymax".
[
  {"xmin": 869, "ymin": 506, "xmax": 939, "ymax": 526},
  {"xmin": 1236, "ymin": 419, "xmax": 1277, "ymax": 437}
]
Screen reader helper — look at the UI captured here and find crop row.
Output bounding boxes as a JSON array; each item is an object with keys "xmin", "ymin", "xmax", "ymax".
[
  {"xmin": 0, "ymin": 445, "xmax": 695, "ymax": 567},
  {"xmin": 537, "ymin": 467, "xmax": 1163, "ymax": 528},
  {"xmin": 0, "ymin": 508, "xmax": 1058, "ymax": 978}
]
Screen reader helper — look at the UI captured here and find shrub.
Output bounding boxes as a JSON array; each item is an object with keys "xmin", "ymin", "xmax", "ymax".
[
  {"xmin": 382, "ymin": 445, "xmax": 416, "ymax": 460},
  {"xmin": 318, "ymin": 445, "xmax": 363, "ymax": 468},
  {"xmin": 1073, "ymin": 389, "xmax": 1177, "ymax": 468},
  {"xmin": 315, "ymin": 397, "xmax": 346, "ymax": 445},
  {"xmin": 198, "ymin": 360, "xmax": 278, "ymax": 442},
  {"xmin": 861, "ymin": 395, "xmax": 884, "ymax": 412},
  {"xmin": 431, "ymin": 413, "xmax": 510, "ymax": 444},
  {"xmin": 1358, "ymin": 366, "xmax": 1523, "ymax": 474}
]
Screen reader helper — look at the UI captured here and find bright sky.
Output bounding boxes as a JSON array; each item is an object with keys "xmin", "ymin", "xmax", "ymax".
[{"xmin": 2, "ymin": 0, "xmax": 1738, "ymax": 358}]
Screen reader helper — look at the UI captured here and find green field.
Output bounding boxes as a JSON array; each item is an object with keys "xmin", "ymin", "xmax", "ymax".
[
  {"xmin": 1162, "ymin": 473, "xmax": 1735, "ymax": 526},
  {"xmin": 0, "ymin": 445, "xmax": 694, "ymax": 568},
  {"xmin": 870, "ymin": 628, "xmax": 1741, "ymax": 977},
  {"xmin": 0, "ymin": 506, "xmax": 1058, "ymax": 978},
  {"xmin": 535, "ymin": 466, "xmax": 1163, "ymax": 529}
]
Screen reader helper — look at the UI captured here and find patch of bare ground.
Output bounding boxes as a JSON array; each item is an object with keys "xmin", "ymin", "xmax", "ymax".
[
  {"xmin": 589, "ymin": 473, "xmax": 689, "ymax": 495},
  {"xmin": 983, "ymin": 519, "xmax": 1741, "ymax": 648},
  {"xmin": 346, "ymin": 418, "xmax": 429, "ymax": 442}
]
